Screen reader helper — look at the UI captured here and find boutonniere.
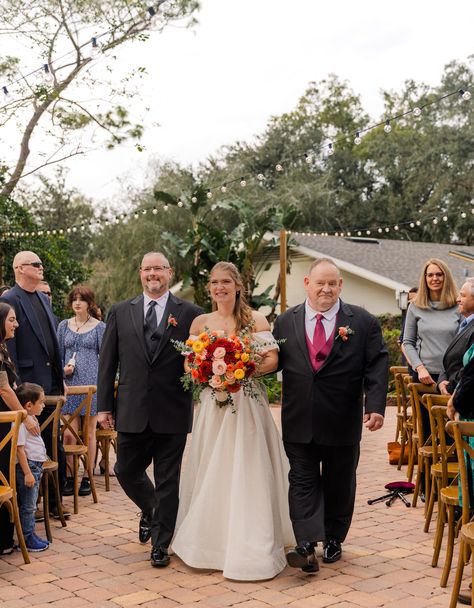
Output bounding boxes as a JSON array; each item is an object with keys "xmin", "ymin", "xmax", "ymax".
[
  {"xmin": 336, "ymin": 326, "xmax": 355, "ymax": 341},
  {"xmin": 167, "ymin": 314, "xmax": 178, "ymax": 328}
]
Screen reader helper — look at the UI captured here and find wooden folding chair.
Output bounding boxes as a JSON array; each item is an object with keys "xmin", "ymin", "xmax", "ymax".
[
  {"xmin": 395, "ymin": 372, "xmax": 412, "ymax": 470},
  {"xmin": 428, "ymin": 405, "xmax": 460, "ymax": 587},
  {"xmin": 447, "ymin": 421, "xmax": 474, "ymax": 607},
  {"xmin": 60, "ymin": 386, "xmax": 98, "ymax": 514},
  {"xmin": 408, "ymin": 382, "xmax": 438, "ymax": 507},
  {"xmin": 40, "ymin": 395, "xmax": 67, "ymax": 541},
  {"xmin": 95, "ymin": 427, "xmax": 117, "ymax": 492},
  {"xmin": 390, "ymin": 365, "xmax": 409, "ymax": 442},
  {"xmin": 0, "ymin": 410, "xmax": 30, "ymax": 564}
]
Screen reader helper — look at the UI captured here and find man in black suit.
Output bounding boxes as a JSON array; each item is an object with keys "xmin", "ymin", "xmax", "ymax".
[
  {"xmin": 97, "ymin": 252, "xmax": 201, "ymax": 568},
  {"xmin": 0, "ymin": 250, "xmax": 67, "ymax": 515},
  {"xmin": 274, "ymin": 258, "xmax": 388, "ymax": 572},
  {"xmin": 438, "ymin": 278, "xmax": 474, "ymax": 395}
]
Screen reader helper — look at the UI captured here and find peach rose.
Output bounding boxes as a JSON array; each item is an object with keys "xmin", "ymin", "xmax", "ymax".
[
  {"xmin": 213, "ymin": 347, "xmax": 226, "ymax": 359},
  {"xmin": 209, "ymin": 375, "xmax": 224, "ymax": 389},
  {"xmin": 212, "ymin": 359, "xmax": 227, "ymax": 375}
]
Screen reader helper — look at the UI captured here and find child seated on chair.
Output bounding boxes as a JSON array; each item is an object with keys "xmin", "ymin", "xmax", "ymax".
[{"xmin": 15, "ymin": 383, "xmax": 49, "ymax": 552}]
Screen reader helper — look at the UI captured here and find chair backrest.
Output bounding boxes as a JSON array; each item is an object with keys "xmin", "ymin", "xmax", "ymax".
[
  {"xmin": 390, "ymin": 365, "xmax": 409, "ymax": 399},
  {"xmin": 446, "ymin": 420, "xmax": 474, "ymax": 522},
  {"xmin": 395, "ymin": 372, "xmax": 410, "ymax": 418},
  {"xmin": 0, "ymin": 410, "xmax": 26, "ymax": 496},
  {"xmin": 41, "ymin": 396, "xmax": 66, "ymax": 461},
  {"xmin": 428, "ymin": 403, "xmax": 455, "ymax": 486},
  {"xmin": 60, "ymin": 386, "xmax": 96, "ymax": 446},
  {"xmin": 408, "ymin": 382, "xmax": 438, "ymax": 444}
]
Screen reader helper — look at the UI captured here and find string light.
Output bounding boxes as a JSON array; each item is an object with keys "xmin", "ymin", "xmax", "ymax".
[
  {"xmin": 327, "ymin": 142, "xmax": 334, "ymax": 156},
  {"xmin": 413, "ymin": 107, "xmax": 422, "ymax": 117},
  {"xmin": 240, "ymin": 177, "xmax": 246, "ymax": 187},
  {"xmin": 256, "ymin": 174, "xmax": 265, "ymax": 181},
  {"xmin": 42, "ymin": 63, "xmax": 53, "ymax": 84},
  {"xmin": 206, "ymin": 189, "xmax": 213, "ymax": 199},
  {"xmin": 460, "ymin": 88, "xmax": 471, "ymax": 101},
  {"xmin": 152, "ymin": 207, "xmax": 158, "ymax": 214},
  {"xmin": 191, "ymin": 196, "xmax": 197, "ymax": 203},
  {"xmin": 383, "ymin": 120, "xmax": 392, "ymax": 133},
  {"xmin": 177, "ymin": 200, "xmax": 183, "ymax": 207},
  {"xmin": 163, "ymin": 204, "xmax": 169, "ymax": 211},
  {"xmin": 304, "ymin": 153, "xmax": 312, "ymax": 164},
  {"xmin": 275, "ymin": 164, "xmax": 283, "ymax": 172},
  {"xmin": 221, "ymin": 183, "xmax": 227, "ymax": 193},
  {"xmin": 354, "ymin": 131, "xmax": 361, "ymax": 145}
]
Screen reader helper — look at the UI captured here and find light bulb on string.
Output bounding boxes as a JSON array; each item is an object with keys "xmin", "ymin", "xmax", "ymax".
[
  {"xmin": 413, "ymin": 107, "xmax": 422, "ymax": 117},
  {"xmin": 304, "ymin": 153, "xmax": 312, "ymax": 164},
  {"xmin": 366, "ymin": 230, "xmax": 371, "ymax": 235},
  {"xmin": 147, "ymin": 6, "xmax": 160, "ymax": 27},
  {"xmin": 90, "ymin": 37, "xmax": 101, "ymax": 57},
  {"xmin": 416, "ymin": 220, "xmax": 421, "ymax": 226},
  {"xmin": 240, "ymin": 177, "xmax": 246, "ymax": 187},
  {"xmin": 357, "ymin": 231, "xmax": 362, "ymax": 236},
  {"xmin": 42, "ymin": 64, "xmax": 53, "ymax": 84},
  {"xmin": 221, "ymin": 183, "xmax": 227, "ymax": 193},
  {"xmin": 275, "ymin": 164, "xmax": 283, "ymax": 172},
  {"xmin": 378, "ymin": 228, "xmax": 383, "ymax": 233},
  {"xmin": 152, "ymin": 207, "xmax": 158, "ymax": 215},
  {"xmin": 385, "ymin": 227, "xmax": 390, "ymax": 233},
  {"xmin": 410, "ymin": 222, "xmax": 415, "ymax": 228},
  {"xmin": 163, "ymin": 204, "xmax": 169, "ymax": 211},
  {"xmin": 177, "ymin": 200, "xmax": 183, "ymax": 207},
  {"xmin": 433, "ymin": 218, "xmax": 438, "ymax": 224},
  {"xmin": 460, "ymin": 89, "xmax": 471, "ymax": 101},
  {"xmin": 347, "ymin": 231, "xmax": 351, "ymax": 236},
  {"xmin": 206, "ymin": 189, "xmax": 213, "ymax": 199},
  {"xmin": 461, "ymin": 212, "xmax": 467, "ymax": 218},
  {"xmin": 327, "ymin": 142, "xmax": 334, "ymax": 156},
  {"xmin": 191, "ymin": 196, "xmax": 197, "ymax": 203},
  {"xmin": 383, "ymin": 120, "xmax": 392, "ymax": 134},
  {"xmin": 394, "ymin": 225, "xmax": 399, "ymax": 231},
  {"xmin": 443, "ymin": 215, "xmax": 448, "ymax": 222},
  {"xmin": 354, "ymin": 132, "xmax": 361, "ymax": 145},
  {"xmin": 256, "ymin": 173, "xmax": 265, "ymax": 182}
]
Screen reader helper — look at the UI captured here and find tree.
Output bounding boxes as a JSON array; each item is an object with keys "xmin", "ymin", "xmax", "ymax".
[{"xmin": 0, "ymin": 0, "xmax": 199, "ymax": 198}]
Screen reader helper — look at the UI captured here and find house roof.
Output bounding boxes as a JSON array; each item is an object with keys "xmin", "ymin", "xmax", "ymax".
[{"xmin": 288, "ymin": 233, "xmax": 474, "ymax": 290}]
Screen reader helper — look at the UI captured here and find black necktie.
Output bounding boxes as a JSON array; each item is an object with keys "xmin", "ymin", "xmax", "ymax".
[{"xmin": 144, "ymin": 300, "xmax": 158, "ymax": 357}]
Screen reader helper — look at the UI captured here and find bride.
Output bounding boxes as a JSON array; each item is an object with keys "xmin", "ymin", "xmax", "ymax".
[{"xmin": 171, "ymin": 262, "xmax": 294, "ymax": 580}]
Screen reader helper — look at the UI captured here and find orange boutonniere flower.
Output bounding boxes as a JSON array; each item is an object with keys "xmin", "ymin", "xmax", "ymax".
[
  {"xmin": 336, "ymin": 326, "xmax": 355, "ymax": 341},
  {"xmin": 167, "ymin": 314, "xmax": 178, "ymax": 328}
]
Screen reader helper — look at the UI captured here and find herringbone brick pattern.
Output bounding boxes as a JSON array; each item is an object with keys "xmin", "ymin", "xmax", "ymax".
[{"xmin": 0, "ymin": 407, "xmax": 461, "ymax": 607}]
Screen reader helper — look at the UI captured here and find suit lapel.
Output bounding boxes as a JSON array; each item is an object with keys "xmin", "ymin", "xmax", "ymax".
[
  {"xmin": 16, "ymin": 288, "xmax": 49, "ymax": 356},
  {"xmin": 152, "ymin": 293, "xmax": 183, "ymax": 364},
  {"xmin": 445, "ymin": 320, "xmax": 474, "ymax": 355},
  {"xmin": 318, "ymin": 300, "xmax": 354, "ymax": 371},
  {"xmin": 130, "ymin": 295, "xmax": 149, "ymax": 363},
  {"xmin": 293, "ymin": 304, "xmax": 313, "ymax": 374}
]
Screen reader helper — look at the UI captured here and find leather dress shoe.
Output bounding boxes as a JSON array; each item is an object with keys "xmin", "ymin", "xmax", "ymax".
[
  {"xmin": 139, "ymin": 511, "xmax": 153, "ymax": 544},
  {"xmin": 286, "ymin": 541, "xmax": 319, "ymax": 573},
  {"xmin": 458, "ymin": 582, "xmax": 472, "ymax": 605},
  {"xmin": 323, "ymin": 539, "xmax": 342, "ymax": 563},
  {"xmin": 150, "ymin": 545, "xmax": 170, "ymax": 568}
]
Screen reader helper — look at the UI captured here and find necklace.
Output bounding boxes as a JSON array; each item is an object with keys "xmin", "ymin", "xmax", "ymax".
[{"xmin": 74, "ymin": 315, "xmax": 91, "ymax": 332}]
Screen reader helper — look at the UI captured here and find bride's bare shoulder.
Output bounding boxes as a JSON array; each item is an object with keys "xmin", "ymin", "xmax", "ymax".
[
  {"xmin": 190, "ymin": 312, "xmax": 213, "ymax": 334},
  {"xmin": 251, "ymin": 310, "xmax": 270, "ymax": 332}
]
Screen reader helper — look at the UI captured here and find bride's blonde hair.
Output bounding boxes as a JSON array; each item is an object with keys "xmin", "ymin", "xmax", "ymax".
[{"xmin": 209, "ymin": 262, "xmax": 253, "ymax": 332}]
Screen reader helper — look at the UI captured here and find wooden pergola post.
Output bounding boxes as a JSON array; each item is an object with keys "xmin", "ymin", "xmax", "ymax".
[{"xmin": 279, "ymin": 229, "xmax": 287, "ymax": 313}]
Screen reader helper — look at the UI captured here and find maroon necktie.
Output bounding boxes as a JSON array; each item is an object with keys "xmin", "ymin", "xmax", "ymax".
[{"xmin": 312, "ymin": 313, "xmax": 326, "ymax": 353}]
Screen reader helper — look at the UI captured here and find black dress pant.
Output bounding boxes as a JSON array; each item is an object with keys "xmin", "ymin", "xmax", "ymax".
[
  {"xmin": 115, "ymin": 426, "xmax": 187, "ymax": 548},
  {"xmin": 284, "ymin": 439, "xmax": 360, "ymax": 545}
]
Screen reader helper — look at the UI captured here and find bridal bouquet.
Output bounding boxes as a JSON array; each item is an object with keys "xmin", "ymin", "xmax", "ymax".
[{"xmin": 172, "ymin": 329, "xmax": 263, "ymax": 410}]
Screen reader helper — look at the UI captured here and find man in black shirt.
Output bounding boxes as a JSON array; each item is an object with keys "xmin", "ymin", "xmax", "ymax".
[{"xmin": 1, "ymin": 251, "xmax": 67, "ymax": 513}]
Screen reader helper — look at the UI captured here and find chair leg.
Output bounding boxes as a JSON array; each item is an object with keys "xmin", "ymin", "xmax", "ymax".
[
  {"xmin": 42, "ymin": 474, "xmax": 52, "ymax": 542},
  {"xmin": 450, "ymin": 539, "xmax": 466, "ymax": 608},
  {"xmin": 432, "ymin": 499, "xmax": 446, "ymax": 567},
  {"xmin": 423, "ymin": 458, "xmax": 431, "ymax": 516},
  {"xmin": 73, "ymin": 456, "xmax": 79, "ymax": 514},
  {"xmin": 424, "ymin": 476, "xmax": 437, "ymax": 533},
  {"xmin": 11, "ymin": 497, "xmax": 30, "ymax": 564},
  {"xmin": 441, "ymin": 505, "xmax": 455, "ymax": 587},
  {"xmin": 103, "ymin": 439, "xmax": 111, "ymax": 492},
  {"xmin": 407, "ymin": 436, "xmax": 416, "ymax": 483},
  {"xmin": 412, "ymin": 453, "xmax": 422, "ymax": 507},
  {"xmin": 85, "ymin": 455, "xmax": 98, "ymax": 504},
  {"xmin": 398, "ymin": 427, "xmax": 407, "ymax": 470},
  {"xmin": 52, "ymin": 469, "xmax": 67, "ymax": 527}
]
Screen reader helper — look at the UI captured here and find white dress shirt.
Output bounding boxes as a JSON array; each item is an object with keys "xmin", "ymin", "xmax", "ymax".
[
  {"xmin": 143, "ymin": 291, "xmax": 169, "ymax": 328},
  {"xmin": 305, "ymin": 299, "xmax": 340, "ymax": 343}
]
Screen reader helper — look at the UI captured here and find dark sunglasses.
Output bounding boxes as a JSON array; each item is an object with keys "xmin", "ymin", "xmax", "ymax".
[{"xmin": 22, "ymin": 261, "xmax": 43, "ymax": 268}]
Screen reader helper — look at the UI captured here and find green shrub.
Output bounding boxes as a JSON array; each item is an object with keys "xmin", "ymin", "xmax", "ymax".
[{"xmin": 260, "ymin": 373, "xmax": 282, "ymax": 404}]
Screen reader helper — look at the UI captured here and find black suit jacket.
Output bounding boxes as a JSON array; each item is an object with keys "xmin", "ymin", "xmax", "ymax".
[
  {"xmin": 97, "ymin": 292, "xmax": 202, "ymax": 434},
  {"xmin": 0, "ymin": 284, "xmax": 63, "ymax": 393},
  {"xmin": 273, "ymin": 300, "xmax": 389, "ymax": 446},
  {"xmin": 438, "ymin": 319, "xmax": 474, "ymax": 393}
]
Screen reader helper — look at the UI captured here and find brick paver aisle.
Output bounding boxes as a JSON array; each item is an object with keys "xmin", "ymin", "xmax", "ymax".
[{"xmin": 0, "ymin": 408, "xmax": 456, "ymax": 607}]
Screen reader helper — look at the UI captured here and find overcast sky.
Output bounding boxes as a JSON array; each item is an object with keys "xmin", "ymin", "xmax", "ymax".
[{"xmin": 7, "ymin": 0, "xmax": 474, "ymax": 204}]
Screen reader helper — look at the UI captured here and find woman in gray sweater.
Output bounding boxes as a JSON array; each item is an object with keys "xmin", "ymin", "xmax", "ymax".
[{"xmin": 403, "ymin": 258, "xmax": 460, "ymax": 385}]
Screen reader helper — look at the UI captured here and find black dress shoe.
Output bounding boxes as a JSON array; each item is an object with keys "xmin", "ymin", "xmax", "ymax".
[
  {"xmin": 62, "ymin": 477, "xmax": 74, "ymax": 496},
  {"xmin": 150, "ymin": 545, "xmax": 170, "ymax": 568},
  {"xmin": 78, "ymin": 478, "xmax": 91, "ymax": 496},
  {"xmin": 323, "ymin": 539, "xmax": 342, "ymax": 563},
  {"xmin": 286, "ymin": 542, "xmax": 319, "ymax": 573},
  {"xmin": 139, "ymin": 512, "xmax": 153, "ymax": 544}
]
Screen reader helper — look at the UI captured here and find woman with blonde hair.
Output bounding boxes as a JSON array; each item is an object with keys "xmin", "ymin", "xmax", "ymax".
[
  {"xmin": 403, "ymin": 258, "xmax": 459, "ymax": 386},
  {"xmin": 172, "ymin": 261, "xmax": 294, "ymax": 580}
]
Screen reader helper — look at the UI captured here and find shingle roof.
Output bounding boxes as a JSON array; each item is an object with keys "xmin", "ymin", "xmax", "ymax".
[{"xmin": 289, "ymin": 233, "xmax": 474, "ymax": 289}]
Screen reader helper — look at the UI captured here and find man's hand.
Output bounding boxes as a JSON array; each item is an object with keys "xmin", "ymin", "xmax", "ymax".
[
  {"xmin": 363, "ymin": 412, "xmax": 384, "ymax": 432},
  {"xmin": 439, "ymin": 380, "xmax": 451, "ymax": 396},
  {"xmin": 98, "ymin": 412, "xmax": 115, "ymax": 430}
]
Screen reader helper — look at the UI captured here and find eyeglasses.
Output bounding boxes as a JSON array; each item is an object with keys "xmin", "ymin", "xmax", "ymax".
[
  {"xmin": 140, "ymin": 265, "xmax": 170, "ymax": 273},
  {"xmin": 43, "ymin": 291, "xmax": 52, "ymax": 296},
  {"xmin": 20, "ymin": 261, "xmax": 43, "ymax": 268},
  {"xmin": 426, "ymin": 272, "xmax": 444, "ymax": 279}
]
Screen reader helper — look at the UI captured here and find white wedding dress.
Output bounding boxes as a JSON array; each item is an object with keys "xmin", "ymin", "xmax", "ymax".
[{"xmin": 172, "ymin": 331, "xmax": 295, "ymax": 581}]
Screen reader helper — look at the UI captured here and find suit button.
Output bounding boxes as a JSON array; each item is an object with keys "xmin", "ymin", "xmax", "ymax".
[{"xmin": 46, "ymin": 362, "xmax": 51, "ymax": 366}]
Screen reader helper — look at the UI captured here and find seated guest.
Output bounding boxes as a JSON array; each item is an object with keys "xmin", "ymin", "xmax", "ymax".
[{"xmin": 439, "ymin": 278, "xmax": 474, "ymax": 395}]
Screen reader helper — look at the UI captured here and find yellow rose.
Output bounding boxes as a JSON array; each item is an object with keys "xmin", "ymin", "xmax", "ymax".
[
  {"xmin": 234, "ymin": 368, "xmax": 245, "ymax": 380},
  {"xmin": 192, "ymin": 340, "xmax": 205, "ymax": 353},
  {"xmin": 240, "ymin": 353, "xmax": 250, "ymax": 363},
  {"xmin": 234, "ymin": 352, "xmax": 241, "ymax": 359},
  {"xmin": 185, "ymin": 338, "xmax": 194, "ymax": 347}
]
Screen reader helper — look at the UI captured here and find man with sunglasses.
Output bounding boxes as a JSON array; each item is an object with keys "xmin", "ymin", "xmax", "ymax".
[{"xmin": 1, "ymin": 251, "xmax": 67, "ymax": 515}]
